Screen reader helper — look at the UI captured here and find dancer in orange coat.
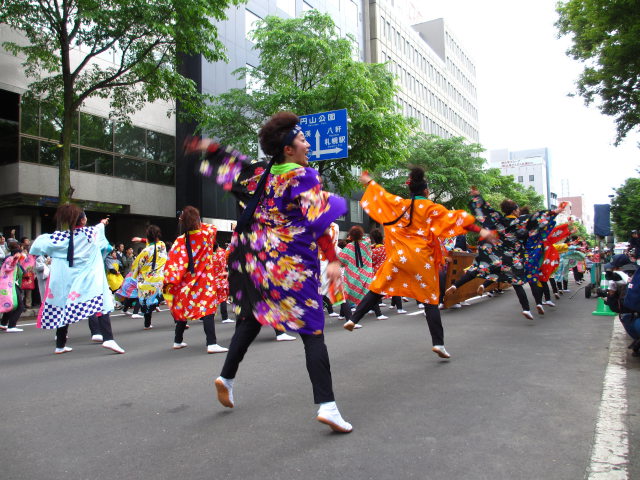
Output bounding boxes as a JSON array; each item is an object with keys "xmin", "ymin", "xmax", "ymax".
[{"xmin": 344, "ymin": 168, "xmax": 493, "ymax": 359}]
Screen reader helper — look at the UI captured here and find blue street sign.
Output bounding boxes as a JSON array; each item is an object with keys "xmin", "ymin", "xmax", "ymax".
[{"xmin": 299, "ymin": 108, "xmax": 349, "ymax": 162}]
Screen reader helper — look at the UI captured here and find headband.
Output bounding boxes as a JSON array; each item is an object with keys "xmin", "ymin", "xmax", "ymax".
[{"xmin": 281, "ymin": 124, "xmax": 303, "ymax": 148}]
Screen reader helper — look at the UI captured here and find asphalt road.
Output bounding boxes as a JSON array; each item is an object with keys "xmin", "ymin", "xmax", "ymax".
[{"xmin": 0, "ymin": 283, "xmax": 633, "ymax": 480}]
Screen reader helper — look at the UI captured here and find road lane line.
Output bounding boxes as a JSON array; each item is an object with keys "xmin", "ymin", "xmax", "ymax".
[{"xmin": 586, "ymin": 319, "xmax": 629, "ymax": 479}]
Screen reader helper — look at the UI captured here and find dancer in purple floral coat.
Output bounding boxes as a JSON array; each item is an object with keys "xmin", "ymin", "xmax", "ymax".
[{"xmin": 186, "ymin": 112, "xmax": 352, "ymax": 433}]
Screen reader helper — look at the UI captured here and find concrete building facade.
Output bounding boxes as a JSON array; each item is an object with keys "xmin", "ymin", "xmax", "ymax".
[
  {"xmin": 368, "ymin": 1, "xmax": 479, "ymax": 141},
  {"xmin": 489, "ymin": 147, "xmax": 558, "ymax": 209},
  {"xmin": 1, "ymin": 0, "xmax": 479, "ymax": 242},
  {"xmin": 0, "ymin": 25, "xmax": 177, "ymax": 242}
]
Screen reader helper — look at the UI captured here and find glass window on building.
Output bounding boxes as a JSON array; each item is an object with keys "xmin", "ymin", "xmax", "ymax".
[
  {"xmin": 529, "ymin": 174, "xmax": 534, "ymax": 181},
  {"xmin": 114, "ymin": 156, "xmax": 146, "ymax": 181},
  {"xmin": 114, "ymin": 122, "xmax": 146, "ymax": 158},
  {"xmin": 20, "ymin": 137, "xmax": 39, "ymax": 164},
  {"xmin": 277, "ymin": 0, "xmax": 296, "ymax": 17},
  {"xmin": 0, "ymin": 89, "xmax": 19, "ymax": 165},
  {"xmin": 147, "ymin": 162, "xmax": 175, "ymax": 185},
  {"xmin": 79, "ymin": 112, "xmax": 112, "ymax": 151},
  {"xmin": 146, "ymin": 130, "xmax": 174, "ymax": 164},
  {"xmin": 345, "ymin": 0, "xmax": 358, "ymax": 23},
  {"xmin": 518, "ymin": 176, "xmax": 523, "ymax": 182},
  {"xmin": 245, "ymin": 9, "xmax": 261, "ymax": 41},
  {"xmin": 350, "ymin": 199, "xmax": 363, "ymax": 223},
  {"xmin": 20, "ymin": 95, "xmax": 39, "ymax": 136}
]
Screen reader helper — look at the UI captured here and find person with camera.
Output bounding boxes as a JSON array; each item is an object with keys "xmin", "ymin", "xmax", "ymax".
[{"xmin": 603, "ymin": 254, "xmax": 640, "ymax": 356}]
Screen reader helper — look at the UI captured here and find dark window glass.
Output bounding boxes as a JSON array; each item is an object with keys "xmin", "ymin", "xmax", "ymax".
[
  {"xmin": 96, "ymin": 153, "xmax": 114, "ymax": 175},
  {"xmin": 529, "ymin": 174, "xmax": 534, "ymax": 181},
  {"xmin": 0, "ymin": 90, "xmax": 19, "ymax": 165},
  {"xmin": 147, "ymin": 162, "xmax": 175, "ymax": 185},
  {"xmin": 39, "ymin": 142, "xmax": 60, "ymax": 166},
  {"xmin": 40, "ymin": 103, "xmax": 78, "ymax": 143},
  {"xmin": 80, "ymin": 113, "xmax": 112, "ymax": 151},
  {"xmin": 114, "ymin": 123, "xmax": 146, "ymax": 158},
  {"xmin": 20, "ymin": 137, "xmax": 39, "ymax": 163},
  {"xmin": 114, "ymin": 156, "xmax": 145, "ymax": 181},
  {"xmin": 70, "ymin": 146, "xmax": 78, "ymax": 170},
  {"xmin": 146, "ymin": 130, "xmax": 175, "ymax": 163},
  {"xmin": 78, "ymin": 149, "xmax": 96, "ymax": 173},
  {"xmin": 20, "ymin": 96, "xmax": 39, "ymax": 135}
]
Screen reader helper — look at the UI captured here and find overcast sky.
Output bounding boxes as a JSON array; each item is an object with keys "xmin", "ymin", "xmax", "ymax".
[{"xmin": 417, "ymin": 0, "xmax": 639, "ymax": 205}]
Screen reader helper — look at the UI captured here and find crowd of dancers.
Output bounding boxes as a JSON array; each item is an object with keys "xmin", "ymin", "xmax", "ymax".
[{"xmin": 1, "ymin": 111, "xmax": 600, "ymax": 434}]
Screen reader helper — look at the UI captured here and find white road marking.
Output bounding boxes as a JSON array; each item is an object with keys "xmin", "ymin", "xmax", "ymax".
[{"xmin": 586, "ymin": 319, "xmax": 629, "ymax": 479}]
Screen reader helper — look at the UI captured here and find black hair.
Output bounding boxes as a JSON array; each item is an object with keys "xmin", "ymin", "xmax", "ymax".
[
  {"xmin": 500, "ymin": 199, "xmax": 519, "ymax": 216},
  {"xmin": 258, "ymin": 111, "xmax": 300, "ymax": 162},
  {"xmin": 370, "ymin": 228, "xmax": 383, "ymax": 245},
  {"xmin": 384, "ymin": 167, "xmax": 428, "ymax": 228}
]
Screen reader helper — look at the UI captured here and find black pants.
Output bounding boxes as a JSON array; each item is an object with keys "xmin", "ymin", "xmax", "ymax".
[
  {"xmin": 549, "ymin": 278, "xmax": 559, "ymax": 294},
  {"xmin": 562, "ymin": 279, "xmax": 569, "ymax": 291},
  {"xmin": 352, "ymin": 291, "xmax": 444, "ymax": 346},
  {"xmin": 322, "ymin": 295, "xmax": 334, "ymax": 315},
  {"xmin": 540, "ymin": 282, "xmax": 551, "ymax": 302},
  {"xmin": 219, "ymin": 302, "xmax": 229, "ymax": 321},
  {"xmin": 391, "ymin": 296, "xmax": 403, "ymax": 309},
  {"xmin": 75, "ymin": 313, "xmax": 114, "ymax": 348},
  {"xmin": 174, "ymin": 314, "xmax": 217, "ymax": 345},
  {"xmin": 220, "ymin": 314, "xmax": 335, "ymax": 404},
  {"xmin": 513, "ymin": 284, "xmax": 542, "ymax": 311},
  {"xmin": 122, "ymin": 297, "xmax": 140, "ymax": 315},
  {"xmin": 572, "ymin": 267, "xmax": 584, "ymax": 282},
  {"xmin": 140, "ymin": 300, "xmax": 154, "ymax": 328},
  {"xmin": 1, "ymin": 288, "xmax": 25, "ymax": 328},
  {"xmin": 453, "ymin": 270, "xmax": 493, "ymax": 290},
  {"xmin": 339, "ymin": 302, "xmax": 351, "ymax": 321}
]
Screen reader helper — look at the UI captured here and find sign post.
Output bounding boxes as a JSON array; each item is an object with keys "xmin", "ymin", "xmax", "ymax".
[{"xmin": 299, "ymin": 108, "xmax": 349, "ymax": 162}]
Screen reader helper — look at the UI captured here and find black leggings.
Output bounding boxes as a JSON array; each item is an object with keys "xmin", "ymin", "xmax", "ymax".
[
  {"xmin": 453, "ymin": 270, "xmax": 493, "ymax": 290},
  {"xmin": 1, "ymin": 288, "xmax": 24, "ymax": 328},
  {"xmin": 220, "ymin": 314, "xmax": 335, "ymax": 404},
  {"xmin": 122, "ymin": 297, "xmax": 140, "ymax": 314},
  {"xmin": 174, "ymin": 314, "xmax": 217, "ymax": 345},
  {"xmin": 513, "ymin": 283, "xmax": 543, "ymax": 311},
  {"xmin": 549, "ymin": 278, "xmax": 559, "ymax": 294},
  {"xmin": 352, "ymin": 291, "xmax": 444, "ymax": 346},
  {"xmin": 79, "ymin": 313, "xmax": 115, "ymax": 347}
]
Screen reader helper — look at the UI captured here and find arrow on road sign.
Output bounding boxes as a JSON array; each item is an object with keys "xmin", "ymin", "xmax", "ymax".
[{"xmin": 312, "ymin": 130, "xmax": 343, "ymax": 158}]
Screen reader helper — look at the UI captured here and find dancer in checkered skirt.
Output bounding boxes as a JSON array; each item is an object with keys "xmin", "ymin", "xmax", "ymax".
[{"xmin": 30, "ymin": 204, "xmax": 125, "ymax": 355}]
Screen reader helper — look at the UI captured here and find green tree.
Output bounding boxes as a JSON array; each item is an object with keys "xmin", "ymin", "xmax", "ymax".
[
  {"xmin": 482, "ymin": 168, "xmax": 546, "ymax": 212},
  {"xmin": 373, "ymin": 134, "xmax": 546, "ymax": 213},
  {"xmin": 611, "ymin": 175, "xmax": 640, "ymax": 239},
  {"xmin": 1, "ymin": 0, "xmax": 241, "ymax": 204},
  {"xmin": 201, "ymin": 11, "xmax": 412, "ymax": 195},
  {"xmin": 374, "ymin": 134, "xmax": 488, "ymax": 210},
  {"xmin": 556, "ymin": 0, "xmax": 640, "ymax": 144}
]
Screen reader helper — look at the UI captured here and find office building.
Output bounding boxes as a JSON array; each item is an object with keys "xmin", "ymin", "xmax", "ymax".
[{"xmin": 489, "ymin": 148, "xmax": 558, "ymax": 209}]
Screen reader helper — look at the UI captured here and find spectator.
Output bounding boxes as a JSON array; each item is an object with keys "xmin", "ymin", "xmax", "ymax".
[
  {"xmin": 0, "ymin": 234, "xmax": 9, "ymax": 260},
  {"xmin": 121, "ymin": 246, "xmax": 135, "ymax": 277},
  {"xmin": 0, "ymin": 239, "xmax": 26, "ymax": 332}
]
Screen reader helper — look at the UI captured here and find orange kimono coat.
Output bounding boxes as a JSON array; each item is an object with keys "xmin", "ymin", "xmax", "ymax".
[{"xmin": 361, "ymin": 181, "xmax": 475, "ymax": 305}]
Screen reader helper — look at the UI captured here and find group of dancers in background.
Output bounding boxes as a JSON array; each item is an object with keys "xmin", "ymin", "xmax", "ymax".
[{"xmin": 1, "ymin": 111, "xmax": 592, "ymax": 434}]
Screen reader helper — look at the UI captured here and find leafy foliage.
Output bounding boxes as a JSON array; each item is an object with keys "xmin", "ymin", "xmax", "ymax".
[
  {"xmin": 200, "ymin": 11, "xmax": 413, "ymax": 195},
  {"xmin": 1, "ymin": 0, "xmax": 241, "ymax": 202},
  {"xmin": 556, "ymin": 0, "xmax": 640, "ymax": 144},
  {"xmin": 611, "ymin": 174, "xmax": 640, "ymax": 239},
  {"xmin": 373, "ymin": 134, "xmax": 546, "ymax": 212}
]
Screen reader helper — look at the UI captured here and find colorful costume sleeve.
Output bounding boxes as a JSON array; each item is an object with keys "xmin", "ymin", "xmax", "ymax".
[
  {"xmin": 361, "ymin": 181, "xmax": 412, "ymax": 224},
  {"xmin": 469, "ymin": 195, "xmax": 505, "ymax": 231}
]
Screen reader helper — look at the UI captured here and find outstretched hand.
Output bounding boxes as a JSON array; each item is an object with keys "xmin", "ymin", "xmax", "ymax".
[
  {"xmin": 359, "ymin": 171, "xmax": 373, "ymax": 186},
  {"xmin": 183, "ymin": 136, "xmax": 212, "ymax": 155}
]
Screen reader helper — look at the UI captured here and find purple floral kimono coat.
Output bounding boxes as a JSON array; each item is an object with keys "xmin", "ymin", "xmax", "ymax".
[{"xmin": 205, "ymin": 146, "xmax": 347, "ymax": 335}]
